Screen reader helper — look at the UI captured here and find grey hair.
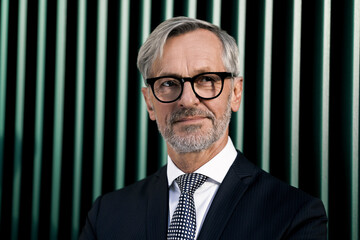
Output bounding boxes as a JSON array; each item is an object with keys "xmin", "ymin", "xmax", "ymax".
[{"xmin": 137, "ymin": 16, "xmax": 240, "ymax": 81}]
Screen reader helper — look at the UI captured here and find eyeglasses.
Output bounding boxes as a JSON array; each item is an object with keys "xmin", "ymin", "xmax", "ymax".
[{"xmin": 146, "ymin": 72, "xmax": 233, "ymax": 103}]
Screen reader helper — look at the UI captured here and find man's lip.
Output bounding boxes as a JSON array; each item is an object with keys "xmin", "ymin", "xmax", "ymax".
[{"xmin": 174, "ymin": 116, "xmax": 208, "ymax": 123}]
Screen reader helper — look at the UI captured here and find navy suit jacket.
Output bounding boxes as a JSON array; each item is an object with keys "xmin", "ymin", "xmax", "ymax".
[{"xmin": 80, "ymin": 152, "xmax": 327, "ymax": 239}]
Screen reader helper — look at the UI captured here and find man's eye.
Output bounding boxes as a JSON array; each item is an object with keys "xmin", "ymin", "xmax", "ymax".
[
  {"xmin": 202, "ymin": 77, "xmax": 216, "ymax": 82},
  {"xmin": 160, "ymin": 79, "xmax": 179, "ymax": 87},
  {"xmin": 162, "ymin": 81, "xmax": 175, "ymax": 87},
  {"xmin": 197, "ymin": 76, "xmax": 216, "ymax": 83}
]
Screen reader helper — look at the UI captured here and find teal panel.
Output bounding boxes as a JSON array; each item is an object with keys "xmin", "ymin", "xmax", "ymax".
[
  {"xmin": 351, "ymin": 1, "xmax": 359, "ymax": 239},
  {"xmin": 260, "ymin": 0, "xmax": 273, "ymax": 172},
  {"xmin": 185, "ymin": 0, "xmax": 197, "ymax": 18},
  {"xmin": 136, "ymin": 0, "xmax": 151, "ymax": 180},
  {"xmin": 288, "ymin": 0, "xmax": 302, "ymax": 188},
  {"xmin": 50, "ymin": 0, "xmax": 67, "ymax": 239},
  {"xmin": 158, "ymin": 0, "xmax": 175, "ymax": 168},
  {"xmin": 31, "ymin": 0, "xmax": 47, "ymax": 239},
  {"xmin": 232, "ymin": 0, "xmax": 246, "ymax": 151},
  {"xmin": 0, "ymin": 0, "xmax": 9, "ymax": 227},
  {"xmin": 319, "ymin": 0, "xmax": 331, "ymax": 213},
  {"xmin": 92, "ymin": 0, "xmax": 108, "ymax": 201},
  {"xmin": 209, "ymin": 0, "xmax": 221, "ymax": 26},
  {"xmin": 11, "ymin": 0, "xmax": 28, "ymax": 239},
  {"xmin": 158, "ymin": 136, "xmax": 168, "ymax": 168},
  {"xmin": 115, "ymin": 0, "xmax": 130, "ymax": 189},
  {"xmin": 71, "ymin": 0, "xmax": 87, "ymax": 239},
  {"xmin": 162, "ymin": 0, "xmax": 174, "ymax": 20}
]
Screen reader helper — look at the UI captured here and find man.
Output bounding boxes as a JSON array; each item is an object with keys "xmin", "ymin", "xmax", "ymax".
[{"xmin": 80, "ymin": 17, "xmax": 327, "ymax": 239}]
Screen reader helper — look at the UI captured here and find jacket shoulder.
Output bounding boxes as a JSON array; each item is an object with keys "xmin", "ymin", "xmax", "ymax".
[
  {"xmin": 221, "ymin": 151, "xmax": 328, "ymax": 239},
  {"xmin": 79, "ymin": 166, "xmax": 168, "ymax": 239},
  {"xmin": 101, "ymin": 165, "xmax": 167, "ymax": 206}
]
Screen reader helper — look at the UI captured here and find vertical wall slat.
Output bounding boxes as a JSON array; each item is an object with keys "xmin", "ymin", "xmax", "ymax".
[
  {"xmin": 71, "ymin": 0, "xmax": 86, "ymax": 239},
  {"xmin": 209, "ymin": 0, "xmax": 221, "ymax": 26},
  {"xmin": 233, "ymin": 0, "xmax": 246, "ymax": 151},
  {"xmin": 158, "ymin": 137, "xmax": 167, "ymax": 168},
  {"xmin": 50, "ymin": 0, "xmax": 67, "ymax": 239},
  {"xmin": 31, "ymin": 0, "xmax": 47, "ymax": 239},
  {"xmin": 115, "ymin": 0, "xmax": 130, "ymax": 189},
  {"xmin": 289, "ymin": 0, "xmax": 302, "ymax": 188},
  {"xmin": 320, "ymin": 0, "xmax": 331, "ymax": 213},
  {"xmin": 11, "ymin": 0, "xmax": 28, "ymax": 239},
  {"xmin": 260, "ymin": 0, "xmax": 273, "ymax": 172},
  {"xmin": 185, "ymin": 0, "xmax": 197, "ymax": 18},
  {"xmin": 92, "ymin": 0, "xmax": 108, "ymax": 200},
  {"xmin": 163, "ymin": 0, "xmax": 174, "ymax": 20},
  {"xmin": 0, "ymin": 0, "xmax": 9, "ymax": 226},
  {"xmin": 158, "ymin": 0, "xmax": 175, "ymax": 168},
  {"xmin": 136, "ymin": 0, "xmax": 151, "ymax": 180},
  {"xmin": 351, "ymin": 0, "xmax": 359, "ymax": 238}
]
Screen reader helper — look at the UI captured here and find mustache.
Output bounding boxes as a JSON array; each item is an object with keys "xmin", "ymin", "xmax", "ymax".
[{"xmin": 168, "ymin": 108, "xmax": 215, "ymax": 124}]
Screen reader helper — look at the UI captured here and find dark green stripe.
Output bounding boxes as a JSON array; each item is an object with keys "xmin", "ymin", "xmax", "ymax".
[
  {"xmin": 71, "ymin": 0, "xmax": 87, "ymax": 239},
  {"xmin": 92, "ymin": 0, "xmax": 108, "ymax": 200},
  {"xmin": 0, "ymin": 0, "xmax": 9, "ymax": 227},
  {"xmin": 288, "ymin": 0, "xmax": 301, "ymax": 188},
  {"xmin": 158, "ymin": 0, "xmax": 174, "ymax": 168},
  {"xmin": 115, "ymin": 0, "xmax": 130, "ymax": 189},
  {"xmin": 318, "ymin": 0, "xmax": 331, "ymax": 213},
  {"xmin": 185, "ymin": 0, "xmax": 197, "ymax": 18},
  {"xmin": 209, "ymin": 0, "xmax": 221, "ymax": 26},
  {"xmin": 260, "ymin": 0, "xmax": 273, "ymax": 172},
  {"xmin": 351, "ymin": 1, "xmax": 359, "ymax": 239},
  {"xmin": 50, "ymin": 0, "xmax": 67, "ymax": 239},
  {"xmin": 31, "ymin": 0, "xmax": 47, "ymax": 239},
  {"xmin": 11, "ymin": 0, "xmax": 28, "ymax": 239},
  {"xmin": 232, "ymin": 0, "xmax": 246, "ymax": 151},
  {"xmin": 136, "ymin": 0, "xmax": 151, "ymax": 180}
]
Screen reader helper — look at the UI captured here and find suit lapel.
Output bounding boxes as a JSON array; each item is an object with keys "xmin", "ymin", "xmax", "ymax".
[
  {"xmin": 197, "ymin": 152, "xmax": 258, "ymax": 240},
  {"xmin": 146, "ymin": 166, "xmax": 169, "ymax": 239}
]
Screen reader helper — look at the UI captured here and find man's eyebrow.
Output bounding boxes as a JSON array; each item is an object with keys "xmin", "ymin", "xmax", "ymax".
[{"xmin": 156, "ymin": 69, "xmax": 213, "ymax": 78}]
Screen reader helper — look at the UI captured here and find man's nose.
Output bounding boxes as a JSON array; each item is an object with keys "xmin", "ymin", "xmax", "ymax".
[{"xmin": 177, "ymin": 82, "xmax": 200, "ymax": 107}]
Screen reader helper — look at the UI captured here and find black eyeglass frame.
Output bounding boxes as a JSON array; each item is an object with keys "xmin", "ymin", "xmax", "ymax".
[{"xmin": 146, "ymin": 72, "xmax": 233, "ymax": 103}]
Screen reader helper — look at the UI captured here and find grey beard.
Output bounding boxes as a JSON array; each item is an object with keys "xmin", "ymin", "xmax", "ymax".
[{"xmin": 156, "ymin": 99, "xmax": 232, "ymax": 153}]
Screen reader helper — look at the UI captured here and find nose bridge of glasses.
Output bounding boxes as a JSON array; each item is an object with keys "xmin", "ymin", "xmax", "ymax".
[
  {"xmin": 180, "ymin": 77, "xmax": 195, "ymax": 84},
  {"xmin": 180, "ymin": 77, "xmax": 199, "ymax": 99},
  {"xmin": 181, "ymin": 77, "xmax": 199, "ymax": 93}
]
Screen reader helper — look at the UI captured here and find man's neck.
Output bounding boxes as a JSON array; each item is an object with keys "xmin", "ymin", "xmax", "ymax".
[{"xmin": 167, "ymin": 134, "xmax": 229, "ymax": 173}]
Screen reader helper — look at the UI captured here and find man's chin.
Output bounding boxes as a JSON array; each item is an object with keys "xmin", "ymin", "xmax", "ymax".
[
  {"xmin": 173, "ymin": 127, "xmax": 205, "ymax": 137},
  {"xmin": 168, "ymin": 138, "xmax": 208, "ymax": 153}
]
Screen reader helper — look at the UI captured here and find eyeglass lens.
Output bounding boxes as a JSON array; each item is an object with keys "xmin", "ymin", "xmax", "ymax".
[{"xmin": 153, "ymin": 73, "xmax": 223, "ymax": 102}]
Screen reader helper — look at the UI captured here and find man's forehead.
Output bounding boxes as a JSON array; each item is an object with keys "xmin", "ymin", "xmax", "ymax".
[
  {"xmin": 164, "ymin": 29, "xmax": 221, "ymax": 47},
  {"xmin": 150, "ymin": 30, "xmax": 224, "ymax": 77},
  {"xmin": 154, "ymin": 67, "xmax": 215, "ymax": 78}
]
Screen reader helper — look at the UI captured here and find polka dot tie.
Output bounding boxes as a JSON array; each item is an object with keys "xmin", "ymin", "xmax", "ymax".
[{"xmin": 167, "ymin": 173, "xmax": 208, "ymax": 240}]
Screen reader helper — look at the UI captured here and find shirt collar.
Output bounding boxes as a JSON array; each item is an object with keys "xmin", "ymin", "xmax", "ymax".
[{"xmin": 167, "ymin": 137, "xmax": 237, "ymax": 186}]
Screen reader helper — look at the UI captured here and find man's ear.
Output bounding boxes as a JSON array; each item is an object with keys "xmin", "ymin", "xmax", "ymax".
[
  {"xmin": 230, "ymin": 77, "xmax": 243, "ymax": 112},
  {"xmin": 141, "ymin": 87, "xmax": 156, "ymax": 121}
]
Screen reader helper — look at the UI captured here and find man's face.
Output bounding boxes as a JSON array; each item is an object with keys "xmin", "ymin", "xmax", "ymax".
[{"xmin": 142, "ymin": 29, "xmax": 242, "ymax": 153}]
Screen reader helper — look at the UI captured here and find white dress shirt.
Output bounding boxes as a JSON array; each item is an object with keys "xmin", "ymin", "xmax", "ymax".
[{"xmin": 167, "ymin": 137, "xmax": 237, "ymax": 239}]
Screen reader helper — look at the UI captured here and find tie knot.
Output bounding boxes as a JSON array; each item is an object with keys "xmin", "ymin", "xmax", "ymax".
[{"xmin": 175, "ymin": 173, "xmax": 207, "ymax": 195}]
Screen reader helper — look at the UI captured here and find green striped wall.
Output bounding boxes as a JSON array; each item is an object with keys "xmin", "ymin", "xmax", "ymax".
[{"xmin": 0, "ymin": 0, "xmax": 358, "ymax": 239}]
